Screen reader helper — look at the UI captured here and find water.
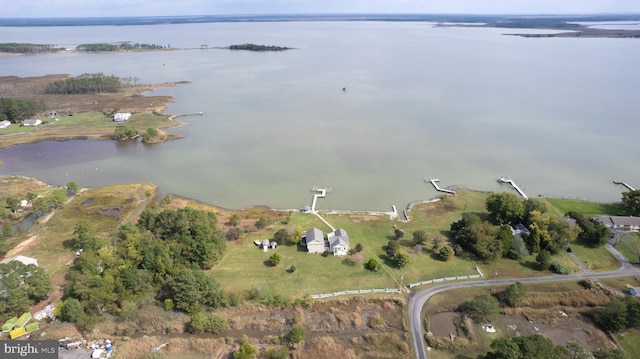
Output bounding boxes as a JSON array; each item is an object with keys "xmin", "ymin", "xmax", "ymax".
[{"xmin": 1, "ymin": 21, "xmax": 639, "ymax": 210}]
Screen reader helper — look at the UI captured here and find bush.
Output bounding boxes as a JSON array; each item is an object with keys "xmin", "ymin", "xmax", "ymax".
[
  {"xmin": 355, "ymin": 243, "xmax": 363, "ymax": 252},
  {"xmin": 268, "ymin": 252, "xmax": 283, "ymax": 266},
  {"xmin": 387, "ymin": 240, "xmax": 400, "ymax": 250},
  {"xmin": 367, "ymin": 258, "xmax": 379, "ymax": 271},
  {"xmin": 551, "ymin": 261, "xmax": 573, "ymax": 275}
]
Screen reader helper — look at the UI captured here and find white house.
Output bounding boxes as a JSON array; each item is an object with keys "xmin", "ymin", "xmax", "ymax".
[
  {"xmin": 23, "ymin": 119, "xmax": 41, "ymax": 126},
  {"xmin": 595, "ymin": 216, "xmax": 640, "ymax": 231},
  {"xmin": 1, "ymin": 255, "xmax": 38, "ymax": 266},
  {"xmin": 0, "ymin": 120, "xmax": 11, "ymax": 129},
  {"xmin": 303, "ymin": 227, "xmax": 326, "ymax": 254},
  {"xmin": 112, "ymin": 112, "xmax": 131, "ymax": 122},
  {"xmin": 327, "ymin": 228, "xmax": 350, "ymax": 256}
]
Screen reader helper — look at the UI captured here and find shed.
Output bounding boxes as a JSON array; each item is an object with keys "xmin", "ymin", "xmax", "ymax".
[
  {"xmin": 23, "ymin": 118, "xmax": 42, "ymax": 126},
  {"xmin": 262, "ymin": 239, "xmax": 270, "ymax": 252}
]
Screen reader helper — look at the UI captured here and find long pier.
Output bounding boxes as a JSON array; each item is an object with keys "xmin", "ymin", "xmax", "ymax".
[
  {"xmin": 168, "ymin": 112, "xmax": 204, "ymax": 121},
  {"xmin": 613, "ymin": 180, "xmax": 635, "ymax": 191},
  {"xmin": 425, "ymin": 178, "xmax": 456, "ymax": 195},
  {"xmin": 497, "ymin": 177, "xmax": 528, "ymax": 199}
]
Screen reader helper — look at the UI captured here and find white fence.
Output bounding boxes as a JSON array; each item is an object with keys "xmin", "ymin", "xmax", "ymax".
[
  {"xmin": 408, "ymin": 266, "xmax": 484, "ymax": 289},
  {"xmin": 311, "ymin": 287, "xmax": 402, "ymax": 299}
]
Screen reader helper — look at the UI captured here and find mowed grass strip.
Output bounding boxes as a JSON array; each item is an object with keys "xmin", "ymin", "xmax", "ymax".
[
  {"xmin": 545, "ymin": 198, "xmax": 627, "ymax": 217},
  {"xmin": 569, "ymin": 242, "xmax": 620, "ymax": 272}
]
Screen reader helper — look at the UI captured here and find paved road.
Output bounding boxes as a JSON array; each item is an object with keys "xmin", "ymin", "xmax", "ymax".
[{"xmin": 408, "ymin": 245, "xmax": 640, "ymax": 359}]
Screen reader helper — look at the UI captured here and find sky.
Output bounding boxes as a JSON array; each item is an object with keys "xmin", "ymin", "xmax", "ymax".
[{"xmin": 1, "ymin": 0, "xmax": 640, "ymax": 18}]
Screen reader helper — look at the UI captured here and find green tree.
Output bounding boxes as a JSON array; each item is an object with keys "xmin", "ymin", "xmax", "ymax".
[
  {"xmin": 438, "ymin": 245, "xmax": 454, "ymax": 261},
  {"xmin": 599, "ymin": 299, "xmax": 628, "ymax": 333},
  {"xmin": 5, "ymin": 197, "xmax": 20, "ymax": 217},
  {"xmin": 564, "ymin": 341, "xmax": 592, "ymax": 359},
  {"xmin": 32, "ymin": 196, "xmax": 49, "ymax": 216},
  {"xmin": 393, "ymin": 251, "xmax": 410, "ymax": 268},
  {"xmin": 482, "ymin": 334, "xmax": 565, "ymax": 359},
  {"xmin": 26, "ymin": 192, "xmax": 38, "ymax": 205},
  {"xmin": 507, "ymin": 236, "xmax": 529, "ymax": 260},
  {"xmin": 504, "ymin": 282, "xmax": 525, "ymax": 307},
  {"xmin": 273, "ymin": 228, "xmax": 292, "ymax": 245},
  {"xmin": 536, "ymin": 250, "xmax": 552, "ymax": 271},
  {"xmin": 287, "ymin": 326, "xmax": 306, "ymax": 346},
  {"xmin": 72, "ymin": 219, "xmax": 96, "ymax": 250},
  {"xmin": 66, "ymin": 181, "xmax": 80, "ymax": 196},
  {"xmin": 111, "ymin": 125, "xmax": 138, "ymax": 140},
  {"xmin": 234, "ymin": 342, "xmax": 257, "ymax": 359},
  {"xmin": 387, "ymin": 240, "xmax": 400, "ymax": 251},
  {"xmin": 593, "ymin": 348, "xmax": 628, "ymax": 359},
  {"xmin": 268, "ymin": 252, "xmax": 283, "ymax": 266},
  {"xmin": 621, "ymin": 190, "xmax": 640, "ymax": 216},
  {"xmin": 209, "ymin": 314, "xmax": 229, "ymax": 334},
  {"xmin": 187, "ymin": 311, "xmax": 209, "ymax": 333},
  {"xmin": 486, "ymin": 192, "xmax": 525, "ymax": 225},
  {"xmin": 60, "ymin": 298, "xmax": 84, "ymax": 322},
  {"xmin": 412, "ymin": 230, "xmax": 427, "ymax": 245},
  {"xmin": 51, "ymin": 188, "xmax": 67, "ymax": 208},
  {"xmin": 460, "ymin": 294, "xmax": 501, "ymax": 322},
  {"xmin": 255, "ymin": 216, "xmax": 269, "ymax": 229},
  {"xmin": 366, "ymin": 258, "xmax": 378, "ymax": 271}
]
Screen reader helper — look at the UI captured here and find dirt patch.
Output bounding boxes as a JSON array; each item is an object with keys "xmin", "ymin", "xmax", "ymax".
[{"xmin": 430, "ymin": 312, "xmax": 458, "ymax": 337}]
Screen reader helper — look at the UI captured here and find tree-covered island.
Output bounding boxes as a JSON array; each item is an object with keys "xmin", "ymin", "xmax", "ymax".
[{"xmin": 227, "ymin": 43, "xmax": 292, "ymax": 51}]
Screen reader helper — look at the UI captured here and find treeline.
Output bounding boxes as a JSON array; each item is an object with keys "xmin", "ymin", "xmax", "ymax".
[
  {"xmin": 44, "ymin": 73, "xmax": 123, "ymax": 94},
  {"xmin": 0, "ymin": 97, "xmax": 45, "ymax": 123},
  {"xmin": 76, "ymin": 42, "xmax": 166, "ymax": 52},
  {"xmin": 60, "ymin": 207, "xmax": 228, "ymax": 329},
  {"xmin": 229, "ymin": 43, "xmax": 291, "ymax": 51},
  {"xmin": 450, "ymin": 193, "xmax": 608, "ymax": 267},
  {"xmin": 0, "ymin": 43, "xmax": 65, "ymax": 53}
]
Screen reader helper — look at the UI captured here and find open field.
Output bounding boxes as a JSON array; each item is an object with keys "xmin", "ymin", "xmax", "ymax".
[
  {"xmin": 544, "ymin": 197, "xmax": 628, "ymax": 217},
  {"xmin": 616, "ymin": 329, "xmax": 640, "ymax": 359},
  {"xmin": 424, "ymin": 281, "xmax": 623, "ymax": 359},
  {"xmin": 569, "ymin": 242, "xmax": 621, "ymax": 272}
]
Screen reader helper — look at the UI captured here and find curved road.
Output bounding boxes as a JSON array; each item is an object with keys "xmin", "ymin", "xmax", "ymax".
[{"xmin": 409, "ymin": 244, "xmax": 640, "ymax": 359}]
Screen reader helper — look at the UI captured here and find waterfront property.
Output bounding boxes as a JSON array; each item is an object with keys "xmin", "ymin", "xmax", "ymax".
[
  {"xmin": 302, "ymin": 227, "xmax": 350, "ymax": 256},
  {"xmin": 111, "ymin": 112, "xmax": 131, "ymax": 122},
  {"xmin": 595, "ymin": 216, "xmax": 640, "ymax": 231}
]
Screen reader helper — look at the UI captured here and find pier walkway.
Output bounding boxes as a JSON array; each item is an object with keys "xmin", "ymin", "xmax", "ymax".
[
  {"xmin": 497, "ymin": 177, "xmax": 528, "ymax": 199},
  {"xmin": 168, "ymin": 112, "xmax": 204, "ymax": 121},
  {"xmin": 309, "ymin": 187, "xmax": 335, "ymax": 231},
  {"xmin": 425, "ymin": 178, "xmax": 456, "ymax": 195},
  {"xmin": 613, "ymin": 180, "xmax": 635, "ymax": 191}
]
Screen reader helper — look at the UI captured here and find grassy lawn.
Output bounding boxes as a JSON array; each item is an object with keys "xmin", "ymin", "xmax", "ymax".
[
  {"xmin": 569, "ymin": 242, "xmax": 620, "ymax": 272},
  {"xmin": 599, "ymin": 276, "xmax": 640, "ymax": 292},
  {"xmin": 615, "ymin": 329, "xmax": 640, "ymax": 359},
  {"xmin": 545, "ymin": 198, "xmax": 628, "ymax": 217},
  {"xmin": 616, "ymin": 232, "xmax": 640, "ymax": 264}
]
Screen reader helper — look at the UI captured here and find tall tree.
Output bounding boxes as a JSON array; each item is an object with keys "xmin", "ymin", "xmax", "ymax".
[
  {"xmin": 486, "ymin": 192, "xmax": 526, "ymax": 225},
  {"xmin": 66, "ymin": 181, "xmax": 80, "ymax": 196},
  {"xmin": 5, "ymin": 197, "xmax": 20, "ymax": 218},
  {"xmin": 621, "ymin": 190, "xmax": 640, "ymax": 216},
  {"xmin": 504, "ymin": 282, "xmax": 525, "ymax": 307},
  {"xmin": 51, "ymin": 188, "xmax": 67, "ymax": 208}
]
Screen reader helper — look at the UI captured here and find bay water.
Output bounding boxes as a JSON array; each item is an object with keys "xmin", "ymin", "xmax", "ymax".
[{"xmin": 1, "ymin": 21, "xmax": 638, "ymax": 211}]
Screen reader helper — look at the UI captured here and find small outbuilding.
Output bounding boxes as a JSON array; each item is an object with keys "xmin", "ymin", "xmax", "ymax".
[
  {"xmin": 0, "ymin": 120, "xmax": 11, "ymax": 129},
  {"xmin": 1, "ymin": 255, "xmax": 38, "ymax": 266},
  {"xmin": 23, "ymin": 119, "xmax": 42, "ymax": 126},
  {"xmin": 262, "ymin": 239, "xmax": 270, "ymax": 252}
]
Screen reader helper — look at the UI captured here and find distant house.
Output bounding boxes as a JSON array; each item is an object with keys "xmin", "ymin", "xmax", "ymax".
[
  {"xmin": 303, "ymin": 228, "xmax": 326, "ymax": 254},
  {"xmin": 46, "ymin": 111, "xmax": 57, "ymax": 118},
  {"xmin": 22, "ymin": 119, "xmax": 41, "ymax": 126},
  {"xmin": 595, "ymin": 216, "xmax": 640, "ymax": 231},
  {"xmin": 328, "ymin": 228, "xmax": 350, "ymax": 256},
  {"xmin": 510, "ymin": 223, "xmax": 531, "ymax": 238},
  {"xmin": 262, "ymin": 239, "xmax": 270, "ymax": 252},
  {"xmin": 630, "ymin": 287, "xmax": 640, "ymax": 297},
  {"xmin": 0, "ymin": 120, "xmax": 10, "ymax": 129},
  {"xmin": 1, "ymin": 255, "xmax": 38, "ymax": 266},
  {"xmin": 112, "ymin": 112, "xmax": 131, "ymax": 122}
]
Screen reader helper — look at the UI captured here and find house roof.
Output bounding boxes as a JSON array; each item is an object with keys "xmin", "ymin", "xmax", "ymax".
[
  {"xmin": 1, "ymin": 255, "xmax": 38, "ymax": 266},
  {"xmin": 329, "ymin": 228, "xmax": 349, "ymax": 247},
  {"xmin": 597, "ymin": 216, "xmax": 640, "ymax": 227},
  {"xmin": 23, "ymin": 119, "xmax": 41, "ymax": 125},
  {"xmin": 304, "ymin": 228, "xmax": 324, "ymax": 245}
]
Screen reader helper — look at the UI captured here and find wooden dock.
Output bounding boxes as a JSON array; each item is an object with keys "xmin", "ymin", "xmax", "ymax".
[
  {"xmin": 497, "ymin": 177, "xmax": 528, "ymax": 199},
  {"xmin": 613, "ymin": 180, "xmax": 635, "ymax": 191},
  {"xmin": 425, "ymin": 178, "xmax": 456, "ymax": 195}
]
